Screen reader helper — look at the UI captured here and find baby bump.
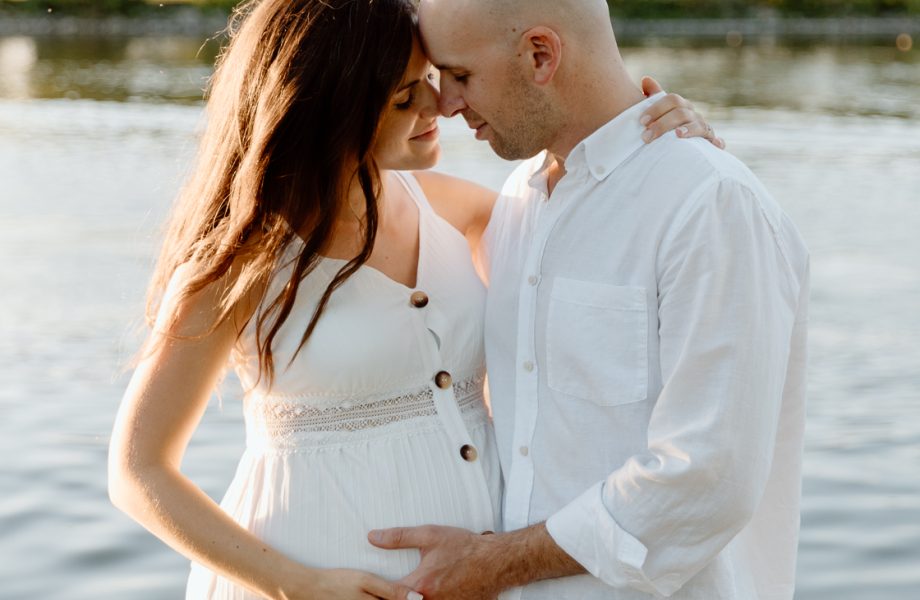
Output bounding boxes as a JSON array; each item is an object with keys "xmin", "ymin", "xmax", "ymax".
[{"xmin": 218, "ymin": 416, "xmax": 501, "ymax": 581}]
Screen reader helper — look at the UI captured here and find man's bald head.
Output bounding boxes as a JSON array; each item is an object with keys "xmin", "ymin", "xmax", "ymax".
[
  {"xmin": 419, "ymin": 0, "xmax": 637, "ymax": 160},
  {"xmin": 421, "ymin": 0, "xmax": 613, "ymax": 49},
  {"xmin": 476, "ymin": 0, "xmax": 612, "ymax": 38}
]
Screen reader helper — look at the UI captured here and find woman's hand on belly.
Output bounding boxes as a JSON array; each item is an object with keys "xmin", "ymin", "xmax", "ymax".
[{"xmin": 285, "ymin": 567, "xmax": 422, "ymax": 600}]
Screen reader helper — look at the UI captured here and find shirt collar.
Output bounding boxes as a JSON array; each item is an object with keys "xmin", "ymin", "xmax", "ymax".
[
  {"xmin": 526, "ymin": 150, "xmax": 555, "ymax": 193},
  {"xmin": 565, "ymin": 92, "xmax": 666, "ymax": 181}
]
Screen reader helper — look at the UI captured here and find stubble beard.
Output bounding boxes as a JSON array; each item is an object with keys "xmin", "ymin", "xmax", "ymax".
[{"xmin": 487, "ymin": 70, "xmax": 559, "ymax": 161}]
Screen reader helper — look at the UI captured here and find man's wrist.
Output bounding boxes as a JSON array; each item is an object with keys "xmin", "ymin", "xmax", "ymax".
[{"xmin": 478, "ymin": 523, "xmax": 586, "ymax": 591}]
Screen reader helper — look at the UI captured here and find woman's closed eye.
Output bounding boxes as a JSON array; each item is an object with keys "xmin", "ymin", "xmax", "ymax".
[{"xmin": 395, "ymin": 89, "xmax": 416, "ymax": 110}]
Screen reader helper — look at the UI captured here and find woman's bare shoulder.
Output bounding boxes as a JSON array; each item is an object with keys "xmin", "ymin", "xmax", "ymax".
[
  {"xmin": 154, "ymin": 256, "xmax": 265, "ymax": 341},
  {"xmin": 411, "ymin": 170, "xmax": 497, "ymax": 237}
]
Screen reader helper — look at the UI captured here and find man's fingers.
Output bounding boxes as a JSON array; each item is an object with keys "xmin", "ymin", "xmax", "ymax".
[{"xmin": 368, "ymin": 526, "xmax": 430, "ymax": 549}]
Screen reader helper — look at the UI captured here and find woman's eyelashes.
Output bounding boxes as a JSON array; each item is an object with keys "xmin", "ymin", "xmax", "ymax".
[
  {"xmin": 395, "ymin": 90, "xmax": 416, "ymax": 110},
  {"xmin": 395, "ymin": 71, "xmax": 439, "ymax": 110}
]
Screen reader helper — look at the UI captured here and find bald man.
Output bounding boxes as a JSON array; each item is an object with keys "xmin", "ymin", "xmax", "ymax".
[{"xmin": 370, "ymin": 1, "xmax": 809, "ymax": 599}]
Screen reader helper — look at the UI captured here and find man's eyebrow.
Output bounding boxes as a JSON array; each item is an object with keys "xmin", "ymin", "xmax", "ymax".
[{"xmin": 433, "ymin": 63, "xmax": 464, "ymax": 72}]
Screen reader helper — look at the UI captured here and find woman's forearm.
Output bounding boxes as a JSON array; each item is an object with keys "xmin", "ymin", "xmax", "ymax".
[{"xmin": 109, "ymin": 462, "xmax": 311, "ymax": 600}]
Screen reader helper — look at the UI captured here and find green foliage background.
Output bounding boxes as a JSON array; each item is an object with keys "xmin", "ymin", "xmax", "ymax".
[
  {"xmin": 0, "ymin": 0, "xmax": 237, "ymax": 16},
  {"xmin": 609, "ymin": 0, "xmax": 920, "ymax": 18},
  {"xmin": 1, "ymin": 0, "xmax": 919, "ymax": 17}
]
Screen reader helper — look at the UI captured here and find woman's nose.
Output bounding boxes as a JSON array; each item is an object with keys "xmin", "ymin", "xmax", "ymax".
[{"xmin": 419, "ymin": 79, "xmax": 441, "ymax": 118}]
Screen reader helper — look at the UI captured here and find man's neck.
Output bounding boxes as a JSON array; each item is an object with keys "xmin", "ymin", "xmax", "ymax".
[
  {"xmin": 546, "ymin": 65, "xmax": 645, "ymax": 161},
  {"xmin": 544, "ymin": 82, "xmax": 644, "ymax": 197}
]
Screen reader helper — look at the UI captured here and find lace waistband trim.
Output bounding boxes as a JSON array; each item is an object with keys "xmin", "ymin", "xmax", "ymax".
[{"xmin": 245, "ymin": 375, "xmax": 486, "ymax": 446}]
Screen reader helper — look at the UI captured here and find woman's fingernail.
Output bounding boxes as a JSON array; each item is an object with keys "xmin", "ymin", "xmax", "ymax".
[
  {"xmin": 408, "ymin": 593, "xmax": 424, "ymax": 600},
  {"xmin": 677, "ymin": 126, "xmax": 689, "ymax": 136},
  {"xmin": 640, "ymin": 114, "xmax": 651, "ymax": 126},
  {"xmin": 642, "ymin": 130, "xmax": 653, "ymax": 143}
]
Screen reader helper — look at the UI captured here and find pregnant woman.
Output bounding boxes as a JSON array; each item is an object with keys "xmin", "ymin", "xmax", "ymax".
[{"xmin": 107, "ymin": 0, "xmax": 717, "ymax": 598}]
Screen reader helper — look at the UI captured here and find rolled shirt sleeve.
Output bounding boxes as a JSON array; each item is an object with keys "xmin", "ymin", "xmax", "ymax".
[{"xmin": 546, "ymin": 176, "xmax": 806, "ymax": 597}]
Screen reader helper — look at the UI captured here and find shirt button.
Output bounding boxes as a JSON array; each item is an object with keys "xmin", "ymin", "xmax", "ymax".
[
  {"xmin": 527, "ymin": 275, "xmax": 538, "ymax": 286},
  {"xmin": 434, "ymin": 371, "xmax": 452, "ymax": 389},
  {"xmin": 460, "ymin": 444, "xmax": 478, "ymax": 462},
  {"xmin": 594, "ymin": 166, "xmax": 606, "ymax": 177},
  {"xmin": 519, "ymin": 446, "xmax": 529, "ymax": 457},
  {"xmin": 409, "ymin": 291, "xmax": 429, "ymax": 308},
  {"xmin": 522, "ymin": 361, "xmax": 534, "ymax": 372}
]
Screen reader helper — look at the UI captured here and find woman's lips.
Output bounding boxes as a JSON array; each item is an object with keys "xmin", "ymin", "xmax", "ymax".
[{"xmin": 411, "ymin": 125, "xmax": 439, "ymax": 142}]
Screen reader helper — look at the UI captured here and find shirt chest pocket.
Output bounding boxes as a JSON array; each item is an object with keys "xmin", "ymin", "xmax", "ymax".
[{"xmin": 546, "ymin": 278, "xmax": 648, "ymax": 406}]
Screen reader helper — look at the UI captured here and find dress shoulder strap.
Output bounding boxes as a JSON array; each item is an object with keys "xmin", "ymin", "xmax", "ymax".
[{"xmin": 393, "ymin": 170, "xmax": 436, "ymax": 215}]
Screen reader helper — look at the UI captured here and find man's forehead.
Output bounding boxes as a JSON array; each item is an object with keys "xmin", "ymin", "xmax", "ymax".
[
  {"xmin": 419, "ymin": 0, "xmax": 489, "ymax": 65},
  {"xmin": 420, "ymin": 0, "xmax": 526, "ymax": 28},
  {"xmin": 419, "ymin": 0, "xmax": 471, "ymax": 40},
  {"xmin": 419, "ymin": 0, "xmax": 480, "ymax": 21}
]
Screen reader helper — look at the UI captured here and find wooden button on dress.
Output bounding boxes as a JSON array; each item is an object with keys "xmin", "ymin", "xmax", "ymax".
[
  {"xmin": 410, "ymin": 291, "xmax": 429, "ymax": 308},
  {"xmin": 434, "ymin": 371, "xmax": 452, "ymax": 389},
  {"xmin": 460, "ymin": 444, "xmax": 478, "ymax": 462}
]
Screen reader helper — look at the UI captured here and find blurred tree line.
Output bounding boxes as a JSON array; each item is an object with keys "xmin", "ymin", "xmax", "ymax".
[
  {"xmin": 1, "ymin": 0, "xmax": 919, "ymax": 17},
  {"xmin": 608, "ymin": 0, "xmax": 920, "ymax": 17},
  {"xmin": 0, "ymin": 0, "xmax": 236, "ymax": 16}
]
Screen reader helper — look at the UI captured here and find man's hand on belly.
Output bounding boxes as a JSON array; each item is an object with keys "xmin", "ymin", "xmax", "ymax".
[{"xmin": 368, "ymin": 522, "xmax": 585, "ymax": 599}]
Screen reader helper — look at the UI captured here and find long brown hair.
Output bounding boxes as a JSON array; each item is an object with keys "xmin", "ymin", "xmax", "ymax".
[{"xmin": 146, "ymin": 0, "xmax": 417, "ymax": 388}]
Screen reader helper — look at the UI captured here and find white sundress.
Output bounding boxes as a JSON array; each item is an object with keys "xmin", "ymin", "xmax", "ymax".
[{"xmin": 186, "ymin": 171, "xmax": 503, "ymax": 598}]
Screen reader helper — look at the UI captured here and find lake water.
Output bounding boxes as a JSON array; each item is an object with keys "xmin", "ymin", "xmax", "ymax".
[{"xmin": 1, "ymin": 33, "xmax": 918, "ymax": 599}]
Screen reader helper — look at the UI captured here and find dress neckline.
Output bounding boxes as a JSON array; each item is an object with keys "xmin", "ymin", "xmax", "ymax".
[{"xmin": 290, "ymin": 171, "xmax": 428, "ymax": 292}]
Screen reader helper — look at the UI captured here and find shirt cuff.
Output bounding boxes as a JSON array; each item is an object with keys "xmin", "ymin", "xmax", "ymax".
[{"xmin": 545, "ymin": 481, "xmax": 657, "ymax": 594}]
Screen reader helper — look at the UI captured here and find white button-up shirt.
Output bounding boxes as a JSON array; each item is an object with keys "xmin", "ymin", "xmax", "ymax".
[{"xmin": 482, "ymin": 95, "xmax": 809, "ymax": 599}]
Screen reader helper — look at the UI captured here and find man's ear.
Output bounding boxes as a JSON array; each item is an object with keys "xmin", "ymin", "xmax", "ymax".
[{"xmin": 520, "ymin": 26, "xmax": 562, "ymax": 85}]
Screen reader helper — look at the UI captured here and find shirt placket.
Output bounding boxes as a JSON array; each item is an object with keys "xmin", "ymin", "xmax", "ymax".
[{"xmin": 504, "ymin": 185, "xmax": 566, "ymax": 532}]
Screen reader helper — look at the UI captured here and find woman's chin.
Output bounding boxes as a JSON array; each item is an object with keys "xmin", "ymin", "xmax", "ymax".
[
  {"xmin": 418, "ymin": 148, "xmax": 441, "ymax": 170},
  {"xmin": 382, "ymin": 147, "xmax": 441, "ymax": 172}
]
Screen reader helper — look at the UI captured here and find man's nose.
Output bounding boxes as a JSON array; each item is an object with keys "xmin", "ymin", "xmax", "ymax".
[{"xmin": 437, "ymin": 78, "xmax": 467, "ymax": 118}]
